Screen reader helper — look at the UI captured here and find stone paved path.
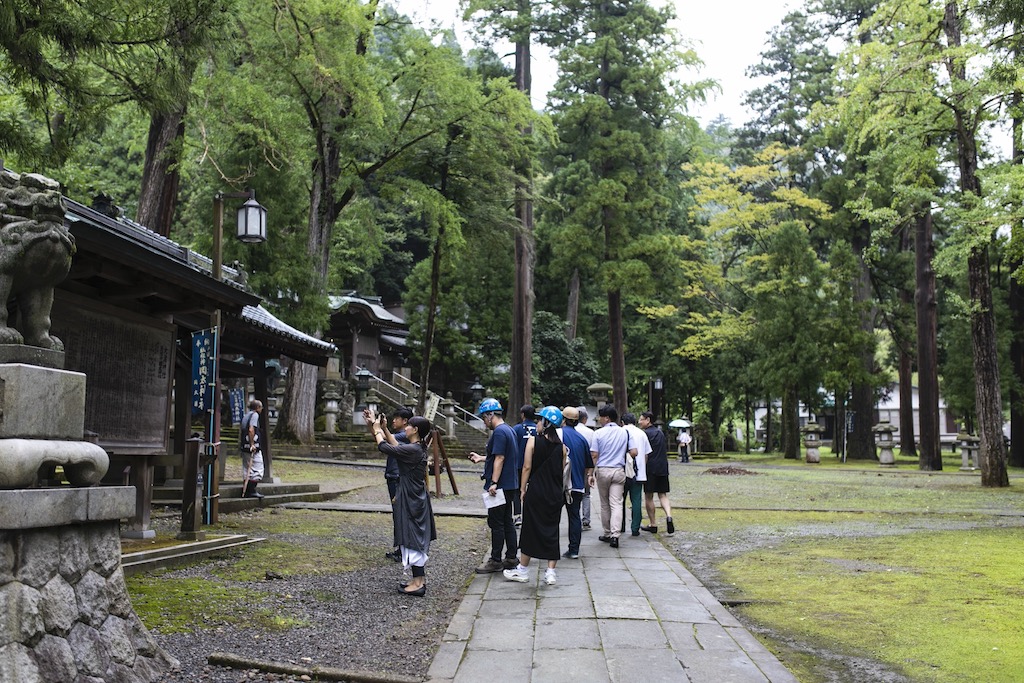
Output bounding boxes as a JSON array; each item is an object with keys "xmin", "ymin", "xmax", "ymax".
[
  {"xmin": 425, "ymin": 520, "xmax": 798, "ymax": 683},
  {"xmin": 284, "ymin": 500, "xmax": 798, "ymax": 682}
]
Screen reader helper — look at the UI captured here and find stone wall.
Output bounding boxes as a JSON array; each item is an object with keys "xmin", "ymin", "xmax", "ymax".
[{"xmin": 0, "ymin": 488, "xmax": 178, "ymax": 682}]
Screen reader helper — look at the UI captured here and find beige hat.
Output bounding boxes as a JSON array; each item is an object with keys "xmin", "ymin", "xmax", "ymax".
[{"xmin": 562, "ymin": 406, "xmax": 580, "ymax": 420}]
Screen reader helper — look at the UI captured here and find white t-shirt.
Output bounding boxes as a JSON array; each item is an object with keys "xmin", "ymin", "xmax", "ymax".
[
  {"xmin": 624, "ymin": 423, "xmax": 652, "ymax": 481},
  {"xmin": 575, "ymin": 423, "xmax": 595, "ymax": 448}
]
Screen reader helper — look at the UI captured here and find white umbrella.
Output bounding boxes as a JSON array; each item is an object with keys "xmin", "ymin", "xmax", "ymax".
[{"xmin": 668, "ymin": 418, "xmax": 690, "ymax": 429}]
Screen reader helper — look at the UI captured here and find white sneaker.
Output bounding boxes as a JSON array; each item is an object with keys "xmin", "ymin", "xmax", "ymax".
[
  {"xmin": 503, "ymin": 567, "xmax": 529, "ymax": 583},
  {"xmin": 544, "ymin": 569, "xmax": 557, "ymax": 585},
  {"xmin": 513, "ymin": 514, "xmax": 522, "ymax": 527}
]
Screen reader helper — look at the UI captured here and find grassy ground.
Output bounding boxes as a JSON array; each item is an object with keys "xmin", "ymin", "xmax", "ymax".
[
  {"xmin": 128, "ymin": 452, "xmax": 1024, "ymax": 681},
  {"xmin": 671, "ymin": 452, "xmax": 1024, "ymax": 682}
]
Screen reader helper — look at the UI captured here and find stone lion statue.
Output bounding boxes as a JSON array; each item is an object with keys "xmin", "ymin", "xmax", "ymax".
[{"xmin": 0, "ymin": 168, "xmax": 75, "ymax": 351}]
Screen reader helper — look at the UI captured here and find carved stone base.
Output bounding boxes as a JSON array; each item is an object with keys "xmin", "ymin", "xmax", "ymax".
[
  {"xmin": 0, "ymin": 345, "xmax": 64, "ymax": 369},
  {"xmin": 0, "ymin": 488, "xmax": 180, "ymax": 682}
]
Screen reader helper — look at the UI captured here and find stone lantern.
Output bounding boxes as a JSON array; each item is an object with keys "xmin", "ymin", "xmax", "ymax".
[
  {"xmin": 587, "ymin": 382, "xmax": 613, "ymax": 409},
  {"xmin": 365, "ymin": 387, "xmax": 381, "ymax": 416},
  {"xmin": 354, "ymin": 367, "xmax": 372, "ymax": 409},
  {"xmin": 469, "ymin": 380, "xmax": 485, "ymax": 405},
  {"xmin": 801, "ymin": 421, "xmax": 825, "ymax": 464},
  {"xmin": 441, "ymin": 391, "xmax": 456, "ymax": 436},
  {"xmin": 958, "ymin": 431, "xmax": 980, "ymax": 471},
  {"xmin": 323, "ymin": 383, "xmax": 341, "ymax": 434},
  {"xmin": 872, "ymin": 420, "xmax": 897, "ymax": 466}
]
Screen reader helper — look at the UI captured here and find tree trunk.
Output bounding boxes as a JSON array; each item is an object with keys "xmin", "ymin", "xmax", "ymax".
[
  {"xmin": 1009, "ymin": 91, "xmax": 1024, "ymax": 468},
  {"xmin": 509, "ymin": 7, "xmax": 534, "ymax": 414},
  {"xmin": 275, "ymin": 360, "xmax": 317, "ymax": 444},
  {"xmin": 834, "ymin": 388, "xmax": 847, "ymax": 459},
  {"xmin": 608, "ymin": 288, "xmax": 628, "ymax": 410},
  {"xmin": 944, "ymin": 1, "xmax": 1008, "ymax": 487},
  {"xmin": 897, "ymin": 349, "xmax": 916, "ymax": 458},
  {"xmin": 136, "ymin": 108, "xmax": 185, "ymax": 236},
  {"xmin": 915, "ymin": 208, "xmax": 941, "ymax": 470},
  {"xmin": 782, "ymin": 384, "xmax": 799, "ymax": 459},
  {"xmin": 896, "ymin": 221, "xmax": 918, "ymax": 460},
  {"xmin": 276, "ymin": 118, "xmax": 342, "ymax": 443},
  {"xmin": 847, "ymin": 235, "xmax": 877, "ymax": 460},
  {"xmin": 566, "ymin": 268, "xmax": 580, "ymax": 341},
  {"xmin": 418, "ymin": 235, "xmax": 442, "ymax": 413},
  {"xmin": 764, "ymin": 395, "xmax": 773, "ymax": 453},
  {"xmin": 417, "ymin": 131, "xmax": 458, "ymax": 413},
  {"xmin": 709, "ymin": 390, "xmax": 722, "ymax": 452},
  {"xmin": 968, "ymin": 247, "xmax": 1009, "ymax": 486}
]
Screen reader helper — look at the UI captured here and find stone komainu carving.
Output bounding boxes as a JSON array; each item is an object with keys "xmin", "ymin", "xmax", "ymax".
[{"xmin": 0, "ymin": 169, "xmax": 75, "ymax": 351}]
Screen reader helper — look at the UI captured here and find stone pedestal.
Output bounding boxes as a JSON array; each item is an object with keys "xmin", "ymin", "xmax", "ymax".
[
  {"xmin": 0, "ymin": 363, "xmax": 108, "ymax": 488},
  {"xmin": 0, "ymin": 487, "xmax": 179, "ymax": 681}
]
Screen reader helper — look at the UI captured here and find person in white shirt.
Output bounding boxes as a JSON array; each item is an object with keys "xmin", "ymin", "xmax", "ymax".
[
  {"xmin": 589, "ymin": 405, "xmax": 634, "ymax": 548},
  {"xmin": 678, "ymin": 429, "xmax": 692, "ymax": 462},
  {"xmin": 621, "ymin": 413, "xmax": 652, "ymax": 536}
]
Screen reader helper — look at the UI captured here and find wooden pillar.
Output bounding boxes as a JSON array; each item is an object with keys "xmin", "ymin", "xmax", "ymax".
[{"xmin": 255, "ymin": 359, "xmax": 273, "ymax": 481}]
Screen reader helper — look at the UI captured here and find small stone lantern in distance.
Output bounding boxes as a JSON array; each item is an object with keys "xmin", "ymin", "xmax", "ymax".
[
  {"xmin": 801, "ymin": 421, "xmax": 825, "ymax": 464},
  {"xmin": 872, "ymin": 420, "xmax": 897, "ymax": 466}
]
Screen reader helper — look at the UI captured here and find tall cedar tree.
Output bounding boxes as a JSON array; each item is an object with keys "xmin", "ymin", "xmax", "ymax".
[{"xmin": 542, "ymin": 0, "xmax": 686, "ymax": 411}]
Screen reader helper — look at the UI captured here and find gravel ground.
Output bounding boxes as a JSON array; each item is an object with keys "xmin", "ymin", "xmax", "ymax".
[{"xmin": 143, "ymin": 502, "xmax": 487, "ymax": 683}]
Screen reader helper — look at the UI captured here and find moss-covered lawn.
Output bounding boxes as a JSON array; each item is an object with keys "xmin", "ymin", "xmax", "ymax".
[{"xmin": 672, "ymin": 456, "xmax": 1024, "ymax": 682}]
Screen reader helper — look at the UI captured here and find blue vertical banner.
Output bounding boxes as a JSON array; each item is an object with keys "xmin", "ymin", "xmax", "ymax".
[
  {"xmin": 191, "ymin": 329, "xmax": 215, "ymax": 415},
  {"xmin": 229, "ymin": 388, "xmax": 245, "ymax": 425}
]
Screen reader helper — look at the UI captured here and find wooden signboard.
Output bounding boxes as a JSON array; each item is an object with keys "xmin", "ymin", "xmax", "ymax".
[{"xmin": 50, "ymin": 291, "xmax": 174, "ymax": 455}]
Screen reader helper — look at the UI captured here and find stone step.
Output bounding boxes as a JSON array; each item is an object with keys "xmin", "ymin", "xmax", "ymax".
[
  {"xmin": 153, "ymin": 482, "xmax": 321, "ymax": 501},
  {"xmin": 218, "ymin": 490, "xmax": 341, "ymax": 514},
  {"xmin": 121, "ymin": 534, "xmax": 265, "ymax": 575}
]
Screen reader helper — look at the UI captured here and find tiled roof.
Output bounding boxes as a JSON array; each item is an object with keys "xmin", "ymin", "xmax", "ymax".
[
  {"xmin": 328, "ymin": 293, "xmax": 405, "ymax": 326},
  {"xmin": 241, "ymin": 305, "xmax": 337, "ymax": 354}
]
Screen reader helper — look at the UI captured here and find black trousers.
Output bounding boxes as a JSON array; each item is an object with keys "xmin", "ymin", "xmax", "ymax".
[{"xmin": 487, "ymin": 489, "xmax": 518, "ymax": 561}]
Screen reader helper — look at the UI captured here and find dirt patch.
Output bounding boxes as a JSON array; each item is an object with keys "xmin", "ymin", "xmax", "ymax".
[{"xmin": 702, "ymin": 466, "xmax": 759, "ymax": 476}]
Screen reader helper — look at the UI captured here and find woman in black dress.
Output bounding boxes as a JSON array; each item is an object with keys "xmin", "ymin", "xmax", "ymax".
[
  {"xmin": 365, "ymin": 408, "xmax": 436, "ymax": 597},
  {"xmin": 503, "ymin": 405, "xmax": 567, "ymax": 586}
]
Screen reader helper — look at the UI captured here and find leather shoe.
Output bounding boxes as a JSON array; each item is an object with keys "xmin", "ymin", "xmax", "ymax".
[
  {"xmin": 610, "ymin": 538, "xmax": 619, "ymax": 548},
  {"xmin": 631, "ymin": 530, "xmax": 640, "ymax": 536},
  {"xmin": 642, "ymin": 525, "xmax": 658, "ymax": 533},
  {"xmin": 385, "ymin": 550, "xmax": 401, "ymax": 562},
  {"xmin": 598, "ymin": 536, "xmax": 612, "ymax": 543},
  {"xmin": 398, "ymin": 584, "xmax": 426, "ymax": 597}
]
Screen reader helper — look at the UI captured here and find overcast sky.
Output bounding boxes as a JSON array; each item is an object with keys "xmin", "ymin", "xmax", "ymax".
[{"xmin": 393, "ymin": 0, "xmax": 795, "ymax": 126}]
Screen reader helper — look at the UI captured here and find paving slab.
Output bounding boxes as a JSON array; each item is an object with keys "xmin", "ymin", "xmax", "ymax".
[{"xmin": 427, "ymin": 511, "xmax": 797, "ymax": 683}]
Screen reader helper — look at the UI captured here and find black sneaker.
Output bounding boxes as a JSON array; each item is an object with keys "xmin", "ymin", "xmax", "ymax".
[
  {"xmin": 503, "ymin": 557, "xmax": 519, "ymax": 569},
  {"xmin": 666, "ymin": 518, "xmax": 675, "ymax": 535},
  {"xmin": 561, "ymin": 551, "xmax": 579, "ymax": 559},
  {"xmin": 610, "ymin": 537, "xmax": 619, "ymax": 548},
  {"xmin": 642, "ymin": 526, "xmax": 658, "ymax": 533}
]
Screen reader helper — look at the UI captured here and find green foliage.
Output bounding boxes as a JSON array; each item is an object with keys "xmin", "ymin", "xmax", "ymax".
[
  {"xmin": 531, "ymin": 311, "xmax": 599, "ymax": 406},
  {"xmin": 0, "ymin": 0, "xmax": 224, "ymax": 169}
]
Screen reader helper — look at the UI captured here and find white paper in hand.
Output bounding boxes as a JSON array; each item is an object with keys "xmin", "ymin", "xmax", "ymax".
[{"xmin": 482, "ymin": 489, "xmax": 506, "ymax": 509}]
